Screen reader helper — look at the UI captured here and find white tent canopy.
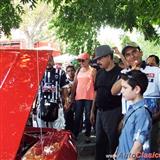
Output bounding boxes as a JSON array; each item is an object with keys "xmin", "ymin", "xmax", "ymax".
[{"xmin": 54, "ymin": 54, "xmax": 77, "ymax": 64}]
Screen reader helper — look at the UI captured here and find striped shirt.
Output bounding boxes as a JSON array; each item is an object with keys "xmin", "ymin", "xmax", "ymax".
[{"xmin": 38, "ymin": 67, "xmax": 69, "ymax": 104}]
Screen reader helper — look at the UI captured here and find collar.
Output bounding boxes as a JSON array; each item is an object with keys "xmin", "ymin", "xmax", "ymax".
[
  {"xmin": 124, "ymin": 99, "xmax": 146, "ymax": 125},
  {"xmin": 128, "ymin": 99, "xmax": 145, "ymax": 111}
]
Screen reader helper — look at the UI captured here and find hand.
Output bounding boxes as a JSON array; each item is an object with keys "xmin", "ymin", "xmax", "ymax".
[
  {"xmin": 64, "ymin": 99, "xmax": 71, "ymax": 111},
  {"xmin": 90, "ymin": 110, "xmax": 95, "ymax": 125},
  {"xmin": 70, "ymin": 97, "xmax": 75, "ymax": 105},
  {"xmin": 132, "ymin": 60, "xmax": 141, "ymax": 70},
  {"xmin": 113, "ymin": 152, "xmax": 117, "ymax": 160},
  {"xmin": 113, "ymin": 47, "xmax": 121, "ymax": 56}
]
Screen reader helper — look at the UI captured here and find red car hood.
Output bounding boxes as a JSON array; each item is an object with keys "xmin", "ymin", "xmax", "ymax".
[{"xmin": 0, "ymin": 49, "xmax": 57, "ymax": 159}]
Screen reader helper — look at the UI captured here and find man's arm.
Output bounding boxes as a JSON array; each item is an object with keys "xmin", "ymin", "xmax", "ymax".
[
  {"xmin": 113, "ymin": 47, "xmax": 129, "ymax": 68},
  {"xmin": 70, "ymin": 70, "xmax": 78, "ymax": 103},
  {"xmin": 153, "ymin": 110, "xmax": 160, "ymax": 124},
  {"xmin": 111, "ymin": 79, "xmax": 122, "ymax": 95},
  {"xmin": 62, "ymin": 87, "xmax": 70, "ymax": 110},
  {"xmin": 90, "ymin": 91, "xmax": 97, "ymax": 125},
  {"xmin": 128, "ymin": 141, "xmax": 142, "ymax": 160},
  {"xmin": 92, "ymin": 68, "xmax": 97, "ymax": 83}
]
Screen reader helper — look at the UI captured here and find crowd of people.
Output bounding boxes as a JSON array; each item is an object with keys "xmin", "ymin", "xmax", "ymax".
[{"xmin": 31, "ymin": 42, "xmax": 160, "ymax": 160}]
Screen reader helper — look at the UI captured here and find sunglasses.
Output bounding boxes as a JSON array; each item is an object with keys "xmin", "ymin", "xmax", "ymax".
[
  {"xmin": 121, "ymin": 73, "xmax": 139, "ymax": 85},
  {"xmin": 78, "ymin": 59, "xmax": 85, "ymax": 62},
  {"xmin": 121, "ymin": 72, "xmax": 134, "ymax": 79}
]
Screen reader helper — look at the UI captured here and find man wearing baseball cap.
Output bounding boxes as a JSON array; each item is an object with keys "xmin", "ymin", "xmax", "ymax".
[
  {"xmin": 90, "ymin": 45, "xmax": 122, "ymax": 160},
  {"xmin": 121, "ymin": 42, "xmax": 141, "ymax": 56},
  {"xmin": 111, "ymin": 42, "xmax": 160, "ymax": 155}
]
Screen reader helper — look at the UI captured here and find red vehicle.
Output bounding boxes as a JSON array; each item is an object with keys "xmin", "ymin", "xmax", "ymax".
[{"xmin": 0, "ymin": 49, "xmax": 77, "ymax": 160}]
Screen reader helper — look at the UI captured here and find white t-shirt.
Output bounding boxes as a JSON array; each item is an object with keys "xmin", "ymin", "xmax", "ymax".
[{"xmin": 121, "ymin": 66, "xmax": 160, "ymax": 114}]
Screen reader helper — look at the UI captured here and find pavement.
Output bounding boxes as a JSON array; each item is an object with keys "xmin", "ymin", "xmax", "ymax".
[
  {"xmin": 76, "ymin": 131, "xmax": 96, "ymax": 160},
  {"xmin": 75, "ymin": 122, "xmax": 160, "ymax": 160}
]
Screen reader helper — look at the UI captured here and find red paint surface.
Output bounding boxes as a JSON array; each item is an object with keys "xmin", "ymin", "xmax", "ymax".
[
  {"xmin": 0, "ymin": 49, "xmax": 52, "ymax": 159},
  {"xmin": 21, "ymin": 128, "xmax": 77, "ymax": 160}
]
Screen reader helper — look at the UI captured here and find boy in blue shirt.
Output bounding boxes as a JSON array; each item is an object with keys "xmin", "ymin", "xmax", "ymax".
[{"xmin": 116, "ymin": 70, "xmax": 152, "ymax": 160}]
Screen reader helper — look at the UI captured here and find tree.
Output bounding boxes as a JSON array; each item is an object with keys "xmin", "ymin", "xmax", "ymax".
[
  {"xmin": 120, "ymin": 33, "xmax": 160, "ymax": 58},
  {"xmin": 0, "ymin": 1, "xmax": 58, "ymax": 49},
  {"xmin": 19, "ymin": 1, "xmax": 54, "ymax": 48},
  {"xmin": 0, "ymin": 0, "xmax": 23, "ymax": 36},
  {"xmin": 1, "ymin": 0, "xmax": 160, "ymax": 54},
  {"xmin": 47, "ymin": 0, "xmax": 160, "ymax": 53}
]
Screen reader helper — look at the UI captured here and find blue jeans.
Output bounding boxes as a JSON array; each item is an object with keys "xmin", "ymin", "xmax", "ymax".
[{"xmin": 74, "ymin": 100, "xmax": 92, "ymax": 137}]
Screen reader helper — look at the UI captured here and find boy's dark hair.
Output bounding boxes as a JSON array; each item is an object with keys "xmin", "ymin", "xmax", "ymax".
[
  {"xmin": 66, "ymin": 65, "xmax": 76, "ymax": 71},
  {"xmin": 121, "ymin": 70, "xmax": 148, "ymax": 95},
  {"xmin": 147, "ymin": 54, "xmax": 159, "ymax": 65}
]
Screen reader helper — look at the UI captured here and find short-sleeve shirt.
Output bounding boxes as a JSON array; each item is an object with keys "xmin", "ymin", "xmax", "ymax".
[
  {"xmin": 117, "ymin": 99, "xmax": 152, "ymax": 160},
  {"xmin": 95, "ymin": 65, "xmax": 122, "ymax": 110},
  {"xmin": 38, "ymin": 67, "xmax": 69, "ymax": 103}
]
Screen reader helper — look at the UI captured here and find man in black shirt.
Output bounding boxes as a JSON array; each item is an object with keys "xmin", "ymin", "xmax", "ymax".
[{"xmin": 90, "ymin": 45, "xmax": 122, "ymax": 160}]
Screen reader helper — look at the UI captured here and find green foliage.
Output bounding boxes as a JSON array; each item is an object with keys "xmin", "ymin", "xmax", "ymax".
[
  {"xmin": 48, "ymin": 0, "xmax": 160, "ymax": 54},
  {"xmin": 20, "ymin": 0, "xmax": 37, "ymax": 9},
  {"xmin": 120, "ymin": 35, "xmax": 132, "ymax": 47},
  {"xmin": 48, "ymin": 0, "xmax": 100, "ymax": 54},
  {"xmin": 120, "ymin": 34, "xmax": 160, "ymax": 59},
  {"xmin": 0, "ymin": 0, "xmax": 160, "ymax": 54},
  {"xmin": 137, "ymin": 35, "xmax": 160, "ymax": 59},
  {"xmin": 70, "ymin": 59, "xmax": 80, "ymax": 69},
  {"xmin": 0, "ymin": 0, "xmax": 23, "ymax": 36},
  {"xmin": 20, "ymin": 1, "xmax": 53, "ymax": 44}
]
